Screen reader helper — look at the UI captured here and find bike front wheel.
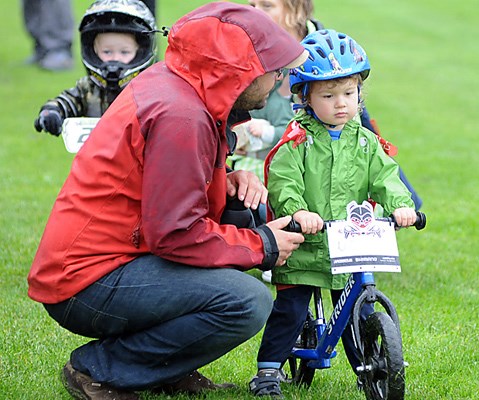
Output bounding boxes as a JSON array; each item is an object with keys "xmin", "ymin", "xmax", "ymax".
[{"xmin": 361, "ymin": 312, "xmax": 405, "ymax": 400}]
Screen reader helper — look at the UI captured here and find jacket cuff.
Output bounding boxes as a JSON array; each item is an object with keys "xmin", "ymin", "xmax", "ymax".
[{"xmin": 254, "ymin": 225, "xmax": 279, "ymax": 271}]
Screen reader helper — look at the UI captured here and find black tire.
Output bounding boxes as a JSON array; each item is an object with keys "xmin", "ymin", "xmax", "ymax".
[
  {"xmin": 286, "ymin": 309, "xmax": 316, "ymax": 387},
  {"xmin": 361, "ymin": 312, "xmax": 405, "ymax": 400}
]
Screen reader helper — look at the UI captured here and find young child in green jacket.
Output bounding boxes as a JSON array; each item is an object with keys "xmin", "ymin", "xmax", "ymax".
[{"xmin": 250, "ymin": 29, "xmax": 417, "ymax": 398}]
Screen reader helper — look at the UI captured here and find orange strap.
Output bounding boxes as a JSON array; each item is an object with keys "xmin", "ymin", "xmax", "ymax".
[{"xmin": 370, "ymin": 119, "xmax": 398, "ymax": 156}]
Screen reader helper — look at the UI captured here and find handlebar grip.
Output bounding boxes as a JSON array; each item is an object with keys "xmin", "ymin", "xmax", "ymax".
[
  {"xmin": 34, "ymin": 117, "xmax": 43, "ymax": 132},
  {"xmin": 414, "ymin": 212, "xmax": 427, "ymax": 230},
  {"xmin": 282, "ymin": 218, "xmax": 302, "ymax": 233}
]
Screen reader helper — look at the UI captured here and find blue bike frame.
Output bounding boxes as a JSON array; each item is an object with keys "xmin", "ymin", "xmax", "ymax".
[{"xmin": 291, "ymin": 271, "xmax": 376, "ymax": 369}]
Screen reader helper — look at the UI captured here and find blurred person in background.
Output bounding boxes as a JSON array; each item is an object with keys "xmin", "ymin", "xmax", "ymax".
[
  {"xmin": 34, "ymin": 0, "xmax": 157, "ymax": 137},
  {"xmin": 22, "ymin": 0, "xmax": 74, "ymax": 70}
]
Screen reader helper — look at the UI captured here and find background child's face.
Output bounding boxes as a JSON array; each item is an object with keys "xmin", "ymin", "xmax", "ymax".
[
  {"xmin": 308, "ymin": 77, "xmax": 359, "ymax": 129},
  {"xmin": 248, "ymin": 0, "xmax": 284, "ymax": 28},
  {"xmin": 94, "ymin": 32, "xmax": 139, "ymax": 64}
]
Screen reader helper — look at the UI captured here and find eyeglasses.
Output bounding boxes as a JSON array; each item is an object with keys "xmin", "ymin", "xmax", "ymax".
[{"xmin": 274, "ymin": 68, "xmax": 284, "ymax": 79}]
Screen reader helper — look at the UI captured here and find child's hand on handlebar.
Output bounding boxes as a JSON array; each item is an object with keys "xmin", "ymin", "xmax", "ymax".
[
  {"xmin": 392, "ymin": 207, "xmax": 417, "ymax": 227},
  {"xmin": 292, "ymin": 210, "xmax": 323, "ymax": 235}
]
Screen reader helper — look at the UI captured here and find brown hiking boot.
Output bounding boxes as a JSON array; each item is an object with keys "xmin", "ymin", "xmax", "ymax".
[
  {"xmin": 61, "ymin": 361, "xmax": 139, "ymax": 400},
  {"xmin": 154, "ymin": 370, "xmax": 237, "ymax": 395}
]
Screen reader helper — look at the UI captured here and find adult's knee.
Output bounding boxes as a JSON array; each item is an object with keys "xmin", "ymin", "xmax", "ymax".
[
  {"xmin": 234, "ymin": 275, "xmax": 273, "ymax": 336},
  {"xmin": 213, "ymin": 271, "xmax": 273, "ymax": 332}
]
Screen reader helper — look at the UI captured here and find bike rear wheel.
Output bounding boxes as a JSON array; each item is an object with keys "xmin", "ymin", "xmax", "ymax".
[
  {"xmin": 361, "ymin": 312, "xmax": 405, "ymax": 400},
  {"xmin": 287, "ymin": 354, "xmax": 315, "ymax": 387},
  {"xmin": 286, "ymin": 309, "xmax": 316, "ymax": 387}
]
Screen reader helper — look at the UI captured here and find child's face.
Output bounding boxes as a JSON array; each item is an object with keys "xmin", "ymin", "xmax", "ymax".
[
  {"xmin": 94, "ymin": 32, "xmax": 139, "ymax": 64},
  {"xmin": 308, "ymin": 77, "xmax": 359, "ymax": 129}
]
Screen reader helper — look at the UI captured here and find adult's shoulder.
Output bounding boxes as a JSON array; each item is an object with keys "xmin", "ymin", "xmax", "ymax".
[{"xmin": 132, "ymin": 63, "xmax": 208, "ymax": 120}]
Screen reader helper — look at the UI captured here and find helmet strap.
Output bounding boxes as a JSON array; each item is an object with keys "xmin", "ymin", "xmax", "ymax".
[{"xmin": 305, "ymin": 106, "xmax": 337, "ymax": 129}]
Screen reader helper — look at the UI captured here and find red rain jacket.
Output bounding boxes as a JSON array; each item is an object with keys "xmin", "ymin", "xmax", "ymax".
[{"xmin": 28, "ymin": 2, "xmax": 306, "ymax": 303}]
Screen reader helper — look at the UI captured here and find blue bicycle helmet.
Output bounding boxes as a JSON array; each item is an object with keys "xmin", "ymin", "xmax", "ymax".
[{"xmin": 290, "ymin": 29, "xmax": 370, "ymax": 94}]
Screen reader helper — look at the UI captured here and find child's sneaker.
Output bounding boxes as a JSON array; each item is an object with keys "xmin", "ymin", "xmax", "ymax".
[{"xmin": 249, "ymin": 368, "xmax": 284, "ymax": 398}]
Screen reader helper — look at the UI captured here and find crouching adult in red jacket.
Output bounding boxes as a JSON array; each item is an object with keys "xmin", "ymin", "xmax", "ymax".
[{"xmin": 27, "ymin": 2, "xmax": 307, "ymax": 399}]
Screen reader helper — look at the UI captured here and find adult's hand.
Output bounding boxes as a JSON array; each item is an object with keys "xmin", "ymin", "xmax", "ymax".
[
  {"xmin": 226, "ymin": 169, "xmax": 267, "ymax": 210},
  {"xmin": 267, "ymin": 216, "xmax": 304, "ymax": 266}
]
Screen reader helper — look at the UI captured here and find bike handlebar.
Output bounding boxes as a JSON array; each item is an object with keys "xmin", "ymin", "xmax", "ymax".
[
  {"xmin": 283, "ymin": 218, "xmax": 302, "ymax": 233},
  {"xmin": 283, "ymin": 212, "xmax": 427, "ymax": 233},
  {"xmin": 380, "ymin": 212, "xmax": 426, "ymax": 231}
]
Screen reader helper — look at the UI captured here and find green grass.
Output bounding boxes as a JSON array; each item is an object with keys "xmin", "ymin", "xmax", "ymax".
[{"xmin": 1, "ymin": 0, "xmax": 478, "ymax": 399}]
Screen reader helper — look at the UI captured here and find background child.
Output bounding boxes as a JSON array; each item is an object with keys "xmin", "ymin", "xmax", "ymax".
[
  {"xmin": 249, "ymin": 29, "xmax": 417, "ymax": 398},
  {"xmin": 34, "ymin": 0, "xmax": 157, "ymax": 136}
]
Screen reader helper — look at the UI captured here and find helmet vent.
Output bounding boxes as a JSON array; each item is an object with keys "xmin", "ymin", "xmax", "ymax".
[
  {"xmin": 315, "ymin": 46, "xmax": 327, "ymax": 59},
  {"xmin": 340, "ymin": 43, "xmax": 346, "ymax": 55},
  {"xmin": 325, "ymin": 37, "xmax": 334, "ymax": 50},
  {"xmin": 349, "ymin": 40, "xmax": 355, "ymax": 54}
]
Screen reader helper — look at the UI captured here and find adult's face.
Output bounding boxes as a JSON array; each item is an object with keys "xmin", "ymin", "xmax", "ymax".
[
  {"xmin": 232, "ymin": 71, "xmax": 280, "ymax": 110},
  {"xmin": 248, "ymin": 0, "xmax": 285, "ymax": 28}
]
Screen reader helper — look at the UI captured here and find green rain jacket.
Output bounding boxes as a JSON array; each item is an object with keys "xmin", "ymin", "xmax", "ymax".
[{"xmin": 267, "ymin": 111, "xmax": 414, "ymax": 289}]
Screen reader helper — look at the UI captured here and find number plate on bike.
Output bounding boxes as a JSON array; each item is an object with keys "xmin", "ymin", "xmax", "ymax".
[
  {"xmin": 326, "ymin": 201, "xmax": 400, "ymax": 274},
  {"xmin": 62, "ymin": 118, "xmax": 99, "ymax": 153}
]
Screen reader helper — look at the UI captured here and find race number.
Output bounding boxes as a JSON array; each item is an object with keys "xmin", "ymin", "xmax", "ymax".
[
  {"xmin": 327, "ymin": 201, "xmax": 400, "ymax": 274},
  {"xmin": 61, "ymin": 118, "xmax": 99, "ymax": 153}
]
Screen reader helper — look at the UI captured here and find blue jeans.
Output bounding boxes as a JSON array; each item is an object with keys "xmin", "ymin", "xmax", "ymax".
[{"xmin": 44, "ymin": 255, "xmax": 273, "ymax": 390}]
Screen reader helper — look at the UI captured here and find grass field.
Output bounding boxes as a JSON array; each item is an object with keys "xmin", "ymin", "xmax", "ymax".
[{"xmin": 1, "ymin": 1, "xmax": 478, "ymax": 399}]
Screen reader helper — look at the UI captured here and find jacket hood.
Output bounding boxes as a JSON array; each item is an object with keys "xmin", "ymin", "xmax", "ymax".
[{"xmin": 165, "ymin": 2, "xmax": 307, "ymax": 122}]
